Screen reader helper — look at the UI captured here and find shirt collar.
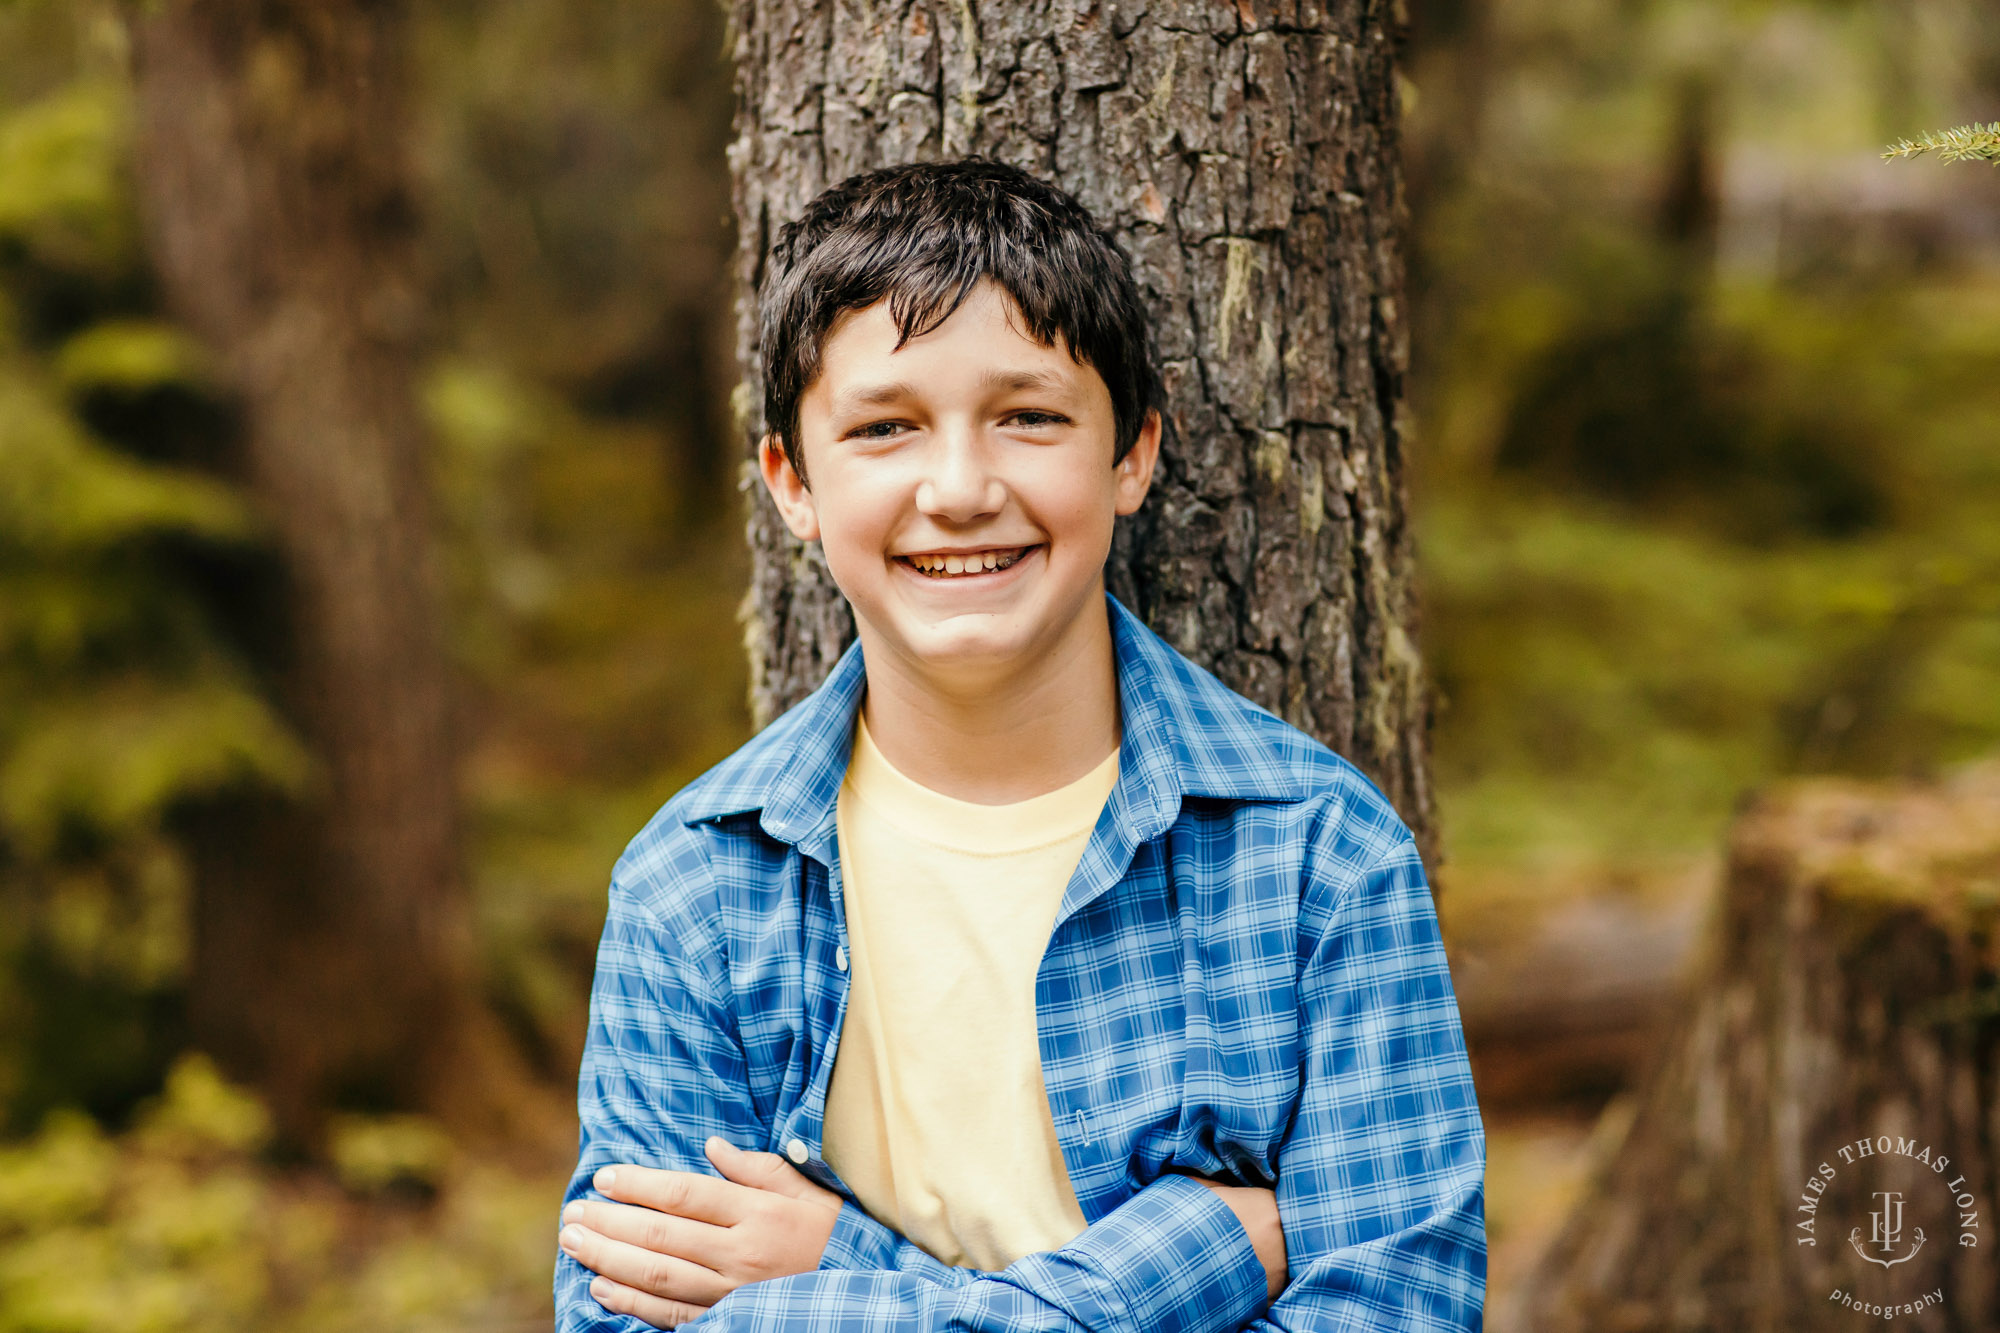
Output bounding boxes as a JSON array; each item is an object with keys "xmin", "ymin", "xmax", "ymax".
[{"xmin": 677, "ymin": 590, "xmax": 1305, "ymax": 856}]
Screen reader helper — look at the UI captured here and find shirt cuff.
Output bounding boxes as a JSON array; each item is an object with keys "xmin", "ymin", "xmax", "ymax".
[{"xmin": 1066, "ymin": 1172, "xmax": 1268, "ymax": 1333}]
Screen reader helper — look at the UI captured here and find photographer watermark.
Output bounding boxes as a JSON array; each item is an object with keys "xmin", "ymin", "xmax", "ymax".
[
  {"xmin": 1796, "ymin": 1133, "xmax": 1980, "ymax": 1319},
  {"xmin": 1825, "ymin": 1288, "xmax": 1943, "ymax": 1321}
]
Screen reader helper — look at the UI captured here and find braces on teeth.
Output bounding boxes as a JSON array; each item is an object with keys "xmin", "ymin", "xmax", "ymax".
[{"xmin": 906, "ymin": 548, "xmax": 1029, "ymax": 577}]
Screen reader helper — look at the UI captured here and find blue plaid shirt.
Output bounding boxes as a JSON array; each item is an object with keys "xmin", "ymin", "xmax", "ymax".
[{"xmin": 557, "ymin": 591, "xmax": 1485, "ymax": 1331}]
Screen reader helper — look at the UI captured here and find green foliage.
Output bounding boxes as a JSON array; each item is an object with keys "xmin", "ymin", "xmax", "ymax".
[
  {"xmin": 1423, "ymin": 481, "xmax": 2000, "ymax": 871},
  {"xmin": 326, "ymin": 1113, "xmax": 453, "ymax": 1196},
  {"xmin": 0, "ymin": 60, "xmax": 298, "ymax": 1129},
  {"xmin": 1, "ymin": 682, "xmax": 307, "ymax": 855},
  {"xmin": 0, "ymin": 2, "xmax": 748, "ymax": 1322},
  {"xmin": 1883, "ymin": 121, "xmax": 2000, "ymax": 165},
  {"xmin": 0, "ymin": 1055, "xmax": 558, "ymax": 1332},
  {"xmin": 0, "ymin": 369, "xmax": 244, "ymax": 560},
  {"xmin": 0, "ymin": 0, "xmax": 751, "ymax": 1146},
  {"xmin": 1408, "ymin": 0, "xmax": 2000, "ymax": 879},
  {"xmin": 53, "ymin": 320, "xmax": 210, "ymax": 397},
  {"xmin": 0, "ymin": 79, "xmax": 136, "ymax": 281},
  {"xmin": 1492, "ymin": 280, "xmax": 1889, "ymax": 540}
]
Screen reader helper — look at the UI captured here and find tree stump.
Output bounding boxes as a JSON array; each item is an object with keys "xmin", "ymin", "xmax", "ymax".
[{"xmin": 1509, "ymin": 764, "xmax": 2000, "ymax": 1332}]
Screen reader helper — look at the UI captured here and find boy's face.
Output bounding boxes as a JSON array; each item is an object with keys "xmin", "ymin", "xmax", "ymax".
[{"xmin": 760, "ymin": 280, "xmax": 1159, "ymax": 685}]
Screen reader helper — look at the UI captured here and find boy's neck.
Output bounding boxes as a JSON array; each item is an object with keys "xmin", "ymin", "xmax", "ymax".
[{"xmin": 853, "ymin": 596, "xmax": 1122, "ymax": 807}]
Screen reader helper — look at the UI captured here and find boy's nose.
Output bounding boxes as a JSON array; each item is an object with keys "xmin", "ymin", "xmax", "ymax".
[{"xmin": 915, "ymin": 431, "xmax": 1004, "ymax": 519}]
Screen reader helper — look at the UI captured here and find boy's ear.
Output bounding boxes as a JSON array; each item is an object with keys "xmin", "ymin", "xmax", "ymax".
[
  {"xmin": 1113, "ymin": 409, "xmax": 1163, "ymax": 516},
  {"xmin": 758, "ymin": 432, "xmax": 821, "ymax": 542}
]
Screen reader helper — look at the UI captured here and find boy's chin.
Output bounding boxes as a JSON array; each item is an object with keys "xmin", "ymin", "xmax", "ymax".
[
  {"xmin": 891, "ymin": 620, "xmax": 1032, "ymax": 671},
  {"xmin": 853, "ymin": 607, "xmax": 1045, "ymax": 678}
]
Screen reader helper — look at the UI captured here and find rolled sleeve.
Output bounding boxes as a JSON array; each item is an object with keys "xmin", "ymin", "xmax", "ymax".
[
  {"xmin": 695, "ymin": 1170, "xmax": 1264, "ymax": 1333},
  {"xmin": 1251, "ymin": 833, "xmax": 1487, "ymax": 1330}
]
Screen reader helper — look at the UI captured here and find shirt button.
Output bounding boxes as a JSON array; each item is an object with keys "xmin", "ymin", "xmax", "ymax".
[
  {"xmin": 785, "ymin": 1138, "xmax": 809, "ymax": 1165},
  {"xmin": 835, "ymin": 946, "xmax": 849, "ymax": 972}
]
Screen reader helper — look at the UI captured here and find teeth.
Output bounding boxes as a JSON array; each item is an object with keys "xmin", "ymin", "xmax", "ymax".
[{"xmin": 905, "ymin": 547, "xmax": 1030, "ymax": 577}]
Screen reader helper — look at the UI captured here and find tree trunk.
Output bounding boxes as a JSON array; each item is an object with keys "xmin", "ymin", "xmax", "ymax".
[
  {"xmin": 130, "ymin": 1, "xmax": 475, "ymax": 1145},
  {"xmin": 1508, "ymin": 765, "xmax": 2000, "ymax": 1333},
  {"xmin": 726, "ymin": 0, "xmax": 1434, "ymax": 855}
]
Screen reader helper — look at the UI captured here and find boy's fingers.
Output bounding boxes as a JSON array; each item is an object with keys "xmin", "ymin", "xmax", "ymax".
[
  {"xmin": 594, "ymin": 1163, "xmax": 744, "ymax": 1224},
  {"xmin": 588, "ymin": 1274, "xmax": 710, "ymax": 1330},
  {"xmin": 704, "ymin": 1137, "xmax": 819, "ymax": 1200},
  {"xmin": 560, "ymin": 1223, "xmax": 730, "ymax": 1308},
  {"xmin": 562, "ymin": 1198, "xmax": 731, "ymax": 1270}
]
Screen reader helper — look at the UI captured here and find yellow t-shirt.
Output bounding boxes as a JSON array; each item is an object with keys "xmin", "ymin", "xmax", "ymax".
[{"xmin": 822, "ymin": 711, "xmax": 1119, "ymax": 1271}]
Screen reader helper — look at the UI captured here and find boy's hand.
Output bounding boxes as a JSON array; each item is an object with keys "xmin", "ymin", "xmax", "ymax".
[
  {"xmin": 1192, "ymin": 1178, "xmax": 1289, "ymax": 1305},
  {"xmin": 559, "ymin": 1138, "xmax": 843, "ymax": 1328}
]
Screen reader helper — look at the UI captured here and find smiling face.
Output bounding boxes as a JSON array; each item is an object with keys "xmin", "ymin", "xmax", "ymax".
[{"xmin": 759, "ymin": 279, "xmax": 1159, "ymax": 689}]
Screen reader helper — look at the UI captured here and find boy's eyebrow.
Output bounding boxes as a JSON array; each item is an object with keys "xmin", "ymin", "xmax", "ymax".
[
  {"xmin": 832, "ymin": 381, "xmax": 922, "ymax": 411},
  {"xmin": 830, "ymin": 369, "xmax": 1075, "ymax": 413},
  {"xmin": 978, "ymin": 368, "xmax": 1073, "ymax": 395}
]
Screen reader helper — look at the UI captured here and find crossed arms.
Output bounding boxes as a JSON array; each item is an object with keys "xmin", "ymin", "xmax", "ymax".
[{"xmin": 553, "ymin": 828, "xmax": 1486, "ymax": 1332}]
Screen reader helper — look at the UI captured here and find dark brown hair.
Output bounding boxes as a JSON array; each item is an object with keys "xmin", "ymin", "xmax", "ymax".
[{"xmin": 759, "ymin": 158, "xmax": 1164, "ymax": 485}]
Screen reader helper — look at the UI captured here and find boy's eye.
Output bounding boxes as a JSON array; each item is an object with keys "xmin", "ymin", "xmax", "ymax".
[
  {"xmin": 1007, "ymin": 410, "xmax": 1068, "ymax": 428},
  {"xmin": 848, "ymin": 421, "xmax": 908, "ymax": 440}
]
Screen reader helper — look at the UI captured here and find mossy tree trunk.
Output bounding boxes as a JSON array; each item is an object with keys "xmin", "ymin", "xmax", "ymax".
[
  {"xmin": 726, "ymin": 0, "xmax": 1434, "ymax": 854},
  {"xmin": 130, "ymin": 0, "xmax": 479, "ymax": 1146},
  {"xmin": 1511, "ymin": 768, "xmax": 2000, "ymax": 1333}
]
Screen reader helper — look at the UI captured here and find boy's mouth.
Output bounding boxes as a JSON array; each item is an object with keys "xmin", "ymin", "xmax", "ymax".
[{"xmin": 895, "ymin": 544, "xmax": 1039, "ymax": 579}]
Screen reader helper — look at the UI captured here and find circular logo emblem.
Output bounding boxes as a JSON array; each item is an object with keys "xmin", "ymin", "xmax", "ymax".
[{"xmin": 1796, "ymin": 1134, "xmax": 1980, "ymax": 1320}]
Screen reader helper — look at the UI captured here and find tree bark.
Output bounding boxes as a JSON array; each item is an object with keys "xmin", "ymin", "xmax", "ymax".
[
  {"xmin": 1508, "ymin": 766, "xmax": 2000, "ymax": 1333},
  {"xmin": 727, "ymin": 0, "xmax": 1434, "ymax": 855},
  {"xmin": 130, "ymin": 0, "xmax": 474, "ymax": 1145}
]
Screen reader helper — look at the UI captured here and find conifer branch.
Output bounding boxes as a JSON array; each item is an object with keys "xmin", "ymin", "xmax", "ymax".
[{"xmin": 1881, "ymin": 122, "xmax": 2000, "ymax": 166}]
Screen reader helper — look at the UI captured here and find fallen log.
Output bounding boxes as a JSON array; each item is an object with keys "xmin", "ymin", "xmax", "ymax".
[
  {"xmin": 1452, "ymin": 887, "xmax": 1704, "ymax": 1109},
  {"xmin": 1508, "ymin": 763, "xmax": 2000, "ymax": 1333}
]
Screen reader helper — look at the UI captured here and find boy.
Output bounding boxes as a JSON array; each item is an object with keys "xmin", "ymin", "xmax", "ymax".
[{"xmin": 553, "ymin": 159, "xmax": 1485, "ymax": 1331}]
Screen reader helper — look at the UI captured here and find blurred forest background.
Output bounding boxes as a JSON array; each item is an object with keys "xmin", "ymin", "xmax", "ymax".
[{"xmin": 0, "ymin": 0, "xmax": 1995, "ymax": 1328}]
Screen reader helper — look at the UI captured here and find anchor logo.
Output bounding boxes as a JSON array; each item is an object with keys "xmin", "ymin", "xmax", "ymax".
[{"xmin": 1850, "ymin": 1191, "xmax": 1926, "ymax": 1268}]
